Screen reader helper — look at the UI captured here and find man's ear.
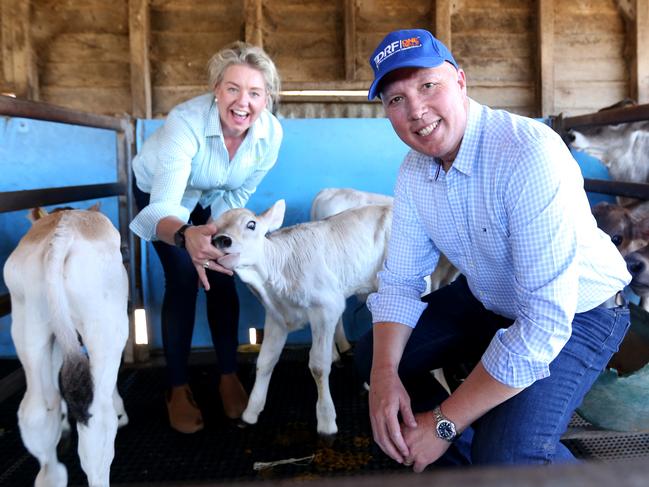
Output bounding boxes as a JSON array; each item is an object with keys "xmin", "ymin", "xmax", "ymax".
[{"xmin": 261, "ymin": 199, "xmax": 286, "ymax": 233}]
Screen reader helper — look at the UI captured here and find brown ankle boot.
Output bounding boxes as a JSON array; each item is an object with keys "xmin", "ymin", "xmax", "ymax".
[
  {"xmin": 219, "ymin": 373, "xmax": 248, "ymax": 419},
  {"xmin": 166, "ymin": 384, "xmax": 204, "ymax": 434}
]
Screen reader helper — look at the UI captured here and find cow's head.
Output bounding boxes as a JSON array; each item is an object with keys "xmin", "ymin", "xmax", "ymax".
[
  {"xmin": 626, "ymin": 242, "xmax": 649, "ymax": 298},
  {"xmin": 212, "ymin": 199, "xmax": 286, "ymax": 270},
  {"xmin": 592, "ymin": 201, "xmax": 649, "ymax": 256},
  {"xmin": 569, "ymin": 121, "xmax": 649, "ymax": 168}
]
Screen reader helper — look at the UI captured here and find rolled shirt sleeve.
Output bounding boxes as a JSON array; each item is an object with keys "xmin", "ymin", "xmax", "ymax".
[{"xmin": 480, "ymin": 137, "xmax": 581, "ymax": 388}]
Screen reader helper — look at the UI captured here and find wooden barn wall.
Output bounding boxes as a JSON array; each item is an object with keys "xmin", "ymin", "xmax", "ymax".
[
  {"xmin": 554, "ymin": 0, "xmax": 628, "ymax": 114},
  {"xmin": 0, "ymin": 0, "xmax": 646, "ymax": 119},
  {"xmin": 32, "ymin": 0, "xmax": 132, "ymax": 115},
  {"xmin": 453, "ymin": 0, "xmax": 536, "ymax": 117}
]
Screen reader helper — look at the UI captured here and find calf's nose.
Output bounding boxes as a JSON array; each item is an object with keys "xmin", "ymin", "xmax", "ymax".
[
  {"xmin": 626, "ymin": 256, "xmax": 645, "ymax": 276},
  {"xmin": 212, "ymin": 235, "xmax": 232, "ymax": 249}
]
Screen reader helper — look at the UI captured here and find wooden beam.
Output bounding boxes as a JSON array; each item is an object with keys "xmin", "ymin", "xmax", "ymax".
[
  {"xmin": 1, "ymin": 0, "xmax": 38, "ymax": 99},
  {"xmin": 434, "ymin": 0, "xmax": 452, "ymax": 49},
  {"xmin": 344, "ymin": 0, "xmax": 357, "ymax": 81},
  {"xmin": 244, "ymin": 0, "xmax": 263, "ymax": 48},
  {"xmin": 129, "ymin": 0, "xmax": 152, "ymax": 119},
  {"xmin": 633, "ymin": 0, "xmax": 649, "ymax": 103},
  {"xmin": 537, "ymin": 0, "xmax": 555, "ymax": 117}
]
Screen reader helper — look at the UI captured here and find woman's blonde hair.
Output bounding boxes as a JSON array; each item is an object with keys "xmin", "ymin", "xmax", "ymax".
[{"xmin": 207, "ymin": 41, "xmax": 281, "ymax": 112}]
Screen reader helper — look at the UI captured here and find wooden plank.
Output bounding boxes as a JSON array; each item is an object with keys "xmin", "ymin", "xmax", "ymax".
[
  {"xmin": 43, "ymin": 33, "xmax": 130, "ymax": 63},
  {"xmin": 274, "ymin": 56, "xmax": 344, "ymax": 82},
  {"xmin": 554, "ymin": 11, "xmax": 624, "ymax": 34},
  {"xmin": 152, "ymin": 85, "xmax": 204, "ymax": 115},
  {"xmin": 554, "ymin": 57, "xmax": 629, "ymax": 82},
  {"xmin": 152, "ymin": 32, "xmax": 238, "ymax": 60},
  {"xmin": 452, "ymin": 33, "xmax": 534, "ymax": 58},
  {"xmin": 244, "ymin": 0, "xmax": 263, "ymax": 47},
  {"xmin": 555, "ymin": 33, "xmax": 626, "ymax": 58},
  {"xmin": 42, "ymin": 62, "xmax": 130, "ymax": 87},
  {"xmin": 460, "ymin": 57, "xmax": 534, "ymax": 83},
  {"xmin": 32, "ymin": 4, "xmax": 128, "ymax": 39},
  {"xmin": 40, "ymin": 86, "xmax": 132, "ymax": 115},
  {"xmin": 555, "ymin": 80, "xmax": 628, "ymax": 113},
  {"xmin": 265, "ymin": 33, "xmax": 343, "ymax": 58},
  {"xmin": 152, "ymin": 61, "xmax": 206, "ymax": 86},
  {"xmin": 434, "ymin": 0, "xmax": 452, "ymax": 49},
  {"xmin": 1, "ymin": 0, "xmax": 39, "ymax": 99},
  {"xmin": 129, "ymin": 0, "xmax": 152, "ymax": 119},
  {"xmin": 537, "ymin": 0, "xmax": 555, "ymax": 117},
  {"xmin": 452, "ymin": 8, "xmax": 533, "ymax": 34},
  {"xmin": 344, "ymin": 0, "xmax": 357, "ymax": 80},
  {"xmin": 633, "ymin": 0, "xmax": 649, "ymax": 103},
  {"xmin": 264, "ymin": 1, "xmax": 339, "ymax": 31},
  {"xmin": 462, "ymin": 0, "xmax": 533, "ymax": 8},
  {"xmin": 467, "ymin": 84, "xmax": 535, "ymax": 108},
  {"xmin": 357, "ymin": 0, "xmax": 431, "ymax": 25},
  {"xmin": 150, "ymin": 1, "xmax": 238, "ymax": 31}
]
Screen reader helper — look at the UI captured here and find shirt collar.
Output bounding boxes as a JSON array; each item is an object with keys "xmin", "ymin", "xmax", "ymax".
[
  {"xmin": 205, "ymin": 97, "xmax": 269, "ymax": 140},
  {"xmin": 447, "ymin": 97, "xmax": 481, "ymax": 177}
]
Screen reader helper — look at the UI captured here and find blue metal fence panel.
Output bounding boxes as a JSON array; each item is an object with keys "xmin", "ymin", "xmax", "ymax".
[{"xmin": 0, "ymin": 117, "xmax": 121, "ymax": 357}]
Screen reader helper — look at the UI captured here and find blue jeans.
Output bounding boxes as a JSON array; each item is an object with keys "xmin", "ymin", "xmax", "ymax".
[
  {"xmin": 133, "ymin": 181, "xmax": 240, "ymax": 386},
  {"xmin": 355, "ymin": 275, "xmax": 630, "ymax": 465}
]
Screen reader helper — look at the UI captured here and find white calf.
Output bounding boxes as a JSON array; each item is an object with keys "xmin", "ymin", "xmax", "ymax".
[
  {"xmin": 213, "ymin": 200, "xmax": 391, "ymax": 435},
  {"xmin": 3, "ymin": 208, "xmax": 129, "ymax": 487},
  {"xmin": 570, "ymin": 120, "xmax": 649, "ymax": 205},
  {"xmin": 310, "ymin": 187, "xmax": 393, "ymax": 221},
  {"xmin": 310, "ymin": 188, "xmax": 460, "ymax": 294}
]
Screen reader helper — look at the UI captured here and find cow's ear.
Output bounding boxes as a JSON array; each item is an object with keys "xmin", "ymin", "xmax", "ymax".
[
  {"xmin": 263, "ymin": 199, "xmax": 286, "ymax": 232},
  {"xmin": 592, "ymin": 201, "xmax": 613, "ymax": 216},
  {"xmin": 87, "ymin": 202, "xmax": 101, "ymax": 212},
  {"xmin": 636, "ymin": 216, "xmax": 649, "ymax": 240}
]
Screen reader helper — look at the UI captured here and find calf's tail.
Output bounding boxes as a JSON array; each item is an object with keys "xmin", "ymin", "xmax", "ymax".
[{"xmin": 45, "ymin": 215, "xmax": 93, "ymax": 425}]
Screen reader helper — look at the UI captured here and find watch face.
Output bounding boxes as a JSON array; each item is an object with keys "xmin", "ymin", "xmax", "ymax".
[{"xmin": 436, "ymin": 419, "xmax": 456, "ymax": 441}]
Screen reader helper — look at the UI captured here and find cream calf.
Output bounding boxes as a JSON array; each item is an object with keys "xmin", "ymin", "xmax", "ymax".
[
  {"xmin": 213, "ymin": 200, "xmax": 391, "ymax": 435},
  {"xmin": 3, "ymin": 208, "xmax": 129, "ymax": 487},
  {"xmin": 310, "ymin": 188, "xmax": 460, "ymax": 294}
]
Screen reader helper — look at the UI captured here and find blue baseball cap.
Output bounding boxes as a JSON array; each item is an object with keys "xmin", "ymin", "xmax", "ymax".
[{"xmin": 368, "ymin": 29, "xmax": 458, "ymax": 100}]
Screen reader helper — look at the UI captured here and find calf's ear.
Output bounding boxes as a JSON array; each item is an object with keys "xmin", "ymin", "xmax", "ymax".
[
  {"xmin": 262, "ymin": 199, "xmax": 286, "ymax": 232},
  {"xmin": 28, "ymin": 207, "xmax": 48, "ymax": 223}
]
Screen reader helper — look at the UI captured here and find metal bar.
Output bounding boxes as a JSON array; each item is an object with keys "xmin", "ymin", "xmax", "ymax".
[
  {"xmin": 584, "ymin": 178, "xmax": 649, "ymax": 200},
  {"xmin": 0, "ymin": 183, "xmax": 125, "ymax": 213},
  {"xmin": 0, "ymin": 293, "xmax": 10, "ymax": 318},
  {"xmin": 562, "ymin": 103, "xmax": 649, "ymax": 129},
  {"xmin": 0, "ymin": 95, "xmax": 128, "ymax": 132}
]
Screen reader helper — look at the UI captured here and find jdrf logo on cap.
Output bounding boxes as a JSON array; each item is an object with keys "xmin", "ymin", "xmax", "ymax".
[{"xmin": 373, "ymin": 36, "xmax": 422, "ymax": 69}]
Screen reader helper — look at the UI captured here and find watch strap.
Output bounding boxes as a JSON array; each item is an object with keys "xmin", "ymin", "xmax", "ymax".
[{"xmin": 174, "ymin": 224, "xmax": 192, "ymax": 248}]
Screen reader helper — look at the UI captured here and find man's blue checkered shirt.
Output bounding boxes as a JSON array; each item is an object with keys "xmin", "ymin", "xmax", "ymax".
[{"xmin": 367, "ymin": 98, "xmax": 631, "ymax": 388}]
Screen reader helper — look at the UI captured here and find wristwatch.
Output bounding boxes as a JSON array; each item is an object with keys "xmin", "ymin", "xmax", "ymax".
[
  {"xmin": 432, "ymin": 405, "xmax": 458, "ymax": 442},
  {"xmin": 173, "ymin": 224, "xmax": 192, "ymax": 248}
]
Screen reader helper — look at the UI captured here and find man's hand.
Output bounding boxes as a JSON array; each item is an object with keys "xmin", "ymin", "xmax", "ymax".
[
  {"xmin": 401, "ymin": 410, "xmax": 451, "ymax": 473},
  {"xmin": 184, "ymin": 223, "xmax": 233, "ymax": 290},
  {"xmin": 369, "ymin": 366, "xmax": 417, "ymax": 464}
]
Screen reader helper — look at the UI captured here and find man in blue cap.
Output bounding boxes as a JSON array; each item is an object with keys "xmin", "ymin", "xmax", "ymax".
[{"xmin": 355, "ymin": 28, "xmax": 631, "ymax": 470}]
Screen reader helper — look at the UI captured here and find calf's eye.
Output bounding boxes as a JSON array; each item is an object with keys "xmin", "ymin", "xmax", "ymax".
[
  {"xmin": 246, "ymin": 221, "xmax": 256, "ymax": 230},
  {"xmin": 611, "ymin": 234, "xmax": 623, "ymax": 246}
]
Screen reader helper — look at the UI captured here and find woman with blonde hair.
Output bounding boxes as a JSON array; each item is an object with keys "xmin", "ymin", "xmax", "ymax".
[{"xmin": 130, "ymin": 41, "xmax": 282, "ymax": 433}]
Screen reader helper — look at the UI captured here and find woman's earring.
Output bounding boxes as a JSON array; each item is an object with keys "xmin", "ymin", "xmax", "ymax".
[{"xmin": 214, "ymin": 97, "xmax": 218, "ymax": 103}]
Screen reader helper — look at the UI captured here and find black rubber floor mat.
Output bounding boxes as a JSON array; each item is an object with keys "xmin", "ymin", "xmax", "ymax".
[
  {"xmin": 0, "ymin": 348, "xmax": 414, "ymax": 486},
  {"xmin": 3, "ymin": 347, "xmax": 648, "ymax": 486}
]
